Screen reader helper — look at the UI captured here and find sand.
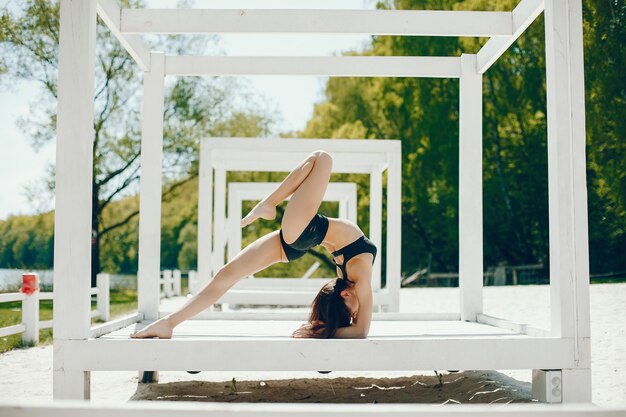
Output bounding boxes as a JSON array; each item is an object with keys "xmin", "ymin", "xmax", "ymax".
[{"xmin": 0, "ymin": 283, "xmax": 624, "ymax": 406}]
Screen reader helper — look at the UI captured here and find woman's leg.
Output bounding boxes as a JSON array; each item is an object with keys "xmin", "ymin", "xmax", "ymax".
[
  {"xmin": 131, "ymin": 230, "xmax": 284, "ymax": 338},
  {"xmin": 280, "ymin": 151, "xmax": 332, "ymax": 243},
  {"xmin": 240, "ymin": 151, "xmax": 332, "ymax": 233}
]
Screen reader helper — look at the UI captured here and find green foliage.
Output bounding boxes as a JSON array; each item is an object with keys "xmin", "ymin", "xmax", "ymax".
[
  {"xmin": 0, "ymin": 213, "xmax": 54, "ymax": 269},
  {"xmin": 0, "ymin": 0, "xmax": 275, "ymax": 281},
  {"xmin": 299, "ymin": 0, "xmax": 625, "ymax": 276},
  {"xmin": 0, "ymin": 0, "xmax": 623, "ymax": 279}
]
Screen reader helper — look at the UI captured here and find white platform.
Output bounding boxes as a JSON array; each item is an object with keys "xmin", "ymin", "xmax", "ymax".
[{"xmin": 57, "ymin": 317, "xmax": 575, "ymax": 373}]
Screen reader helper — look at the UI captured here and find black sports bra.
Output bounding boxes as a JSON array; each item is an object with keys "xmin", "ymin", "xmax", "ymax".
[{"xmin": 331, "ymin": 235, "xmax": 377, "ymax": 282}]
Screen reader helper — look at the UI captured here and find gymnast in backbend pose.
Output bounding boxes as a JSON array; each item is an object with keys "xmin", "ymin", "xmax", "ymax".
[{"xmin": 131, "ymin": 150, "xmax": 376, "ymax": 339}]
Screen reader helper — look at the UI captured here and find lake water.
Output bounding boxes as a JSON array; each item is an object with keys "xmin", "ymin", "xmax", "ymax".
[{"xmin": 0, "ymin": 269, "xmax": 138, "ymax": 291}]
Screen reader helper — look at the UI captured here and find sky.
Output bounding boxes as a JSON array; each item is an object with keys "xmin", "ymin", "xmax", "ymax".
[{"xmin": 0, "ymin": 0, "xmax": 374, "ymax": 220}]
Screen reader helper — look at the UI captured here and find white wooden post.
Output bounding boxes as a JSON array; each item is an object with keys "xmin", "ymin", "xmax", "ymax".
[
  {"xmin": 213, "ymin": 165, "xmax": 227, "ymax": 271},
  {"xmin": 173, "ymin": 269, "xmax": 182, "ymax": 296},
  {"xmin": 188, "ymin": 270, "xmax": 197, "ymax": 295},
  {"xmin": 370, "ymin": 165, "xmax": 383, "ymax": 292},
  {"xmin": 53, "ymin": 0, "xmax": 97, "ymax": 400},
  {"xmin": 386, "ymin": 147, "xmax": 402, "ymax": 312},
  {"xmin": 227, "ymin": 190, "xmax": 242, "ymax": 262},
  {"xmin": 197, "ymin": 141, "xmax": 213, "ymax": 288},
  {"xmin": 338, "ymin": 197, "xmax": 348, "ymax": 219},
  {"xmin": 96, "ymin": 273, "xmax": 110, "ymax": 322},
  {"xmin": 459, "ymin": 53, "xmax": 484, "ymax": 322},
  {"xmin": 162, "ymin": 270, "xmax": 173, "ymax": 298},
  {"xmin": 543, "ymin": 0, "xmax": 592, "ymax": 403},
  {"xmin": 21, "ymin": 273, "xmax": 39, "ymax": 345},
  {"xmin": 137, "ymin": 52, "xmax": 165, "ymax": 322}
]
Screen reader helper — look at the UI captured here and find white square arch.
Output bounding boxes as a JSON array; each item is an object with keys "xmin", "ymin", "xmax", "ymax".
[
  {"xmin": 198, "ymin": 138, "xmax": 401, "ymax": 311},
  {"xmin": 53, "ymin": 0, "xmax": 591, "ymax": 403},
  {"xmin": 197, "ymin": 181, "xmax": 365, "ymax": 307}
]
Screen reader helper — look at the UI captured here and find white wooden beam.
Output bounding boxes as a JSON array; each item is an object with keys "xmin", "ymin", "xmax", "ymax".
[
  {"xmin": 476, "ymin": 0, "xmax": 545, "ymax": 74},
  {"xmin": 157, "ymin": 311, "xmax": 461, "ymax": 321},
  {"xmin": 165, "ymin": 56, "xmax": 461, "ymax": 78},
  {"xmin": 385, "ymin": 146, "xmax": 402, "ymax": 312},
  {"xmin": 137, "ymin": 52, "xmax": 165, "ymax": 321},
  {"xmin": 544, "ymin": 0, "xmax": 591, "ymax": 402},
  {"xmin": 63, "ymin": 336, "xmax": 576, "ymax": 371},
  {"xmin": 369, "ymin": 166, "xmax": 383, "ymax": 291},
  {"xmin": 459, "ymin": 54, "xmax": 483, "ymax": 322},
  {"xmin": 2, "ymin": 402, "xmax": 623, "ymax": 417},
  {"xmin": 209, "ymin": 149, "xmax": 388, "ymax": 174},
  {"xmin": 544, "ymin": 0, "xmax": 592, "ymax": 386},
  {"xmin": 197, "ymin": 139, "xmax": 213, "ymax": 288},
  {"xmin": 53, "ymin": 0, "xmax": 97, "ymax": 401},
  {"xmin": 121, "ymin": 9, "xmax": 513, "ymax": 37},
  {"xmin": 205, "ymin": 138, "xmax": 399, "ymax": 153},
  {"xmin": 96, "ymin": 0, "xmax": 150, "ymax": 71},
  {"xmin": 212, "ymin": 165, "xmax": 227, "ymax": 273},
  {"xmin": 54, "ymin": 0, "xmax": 97, "ymax": 342}
]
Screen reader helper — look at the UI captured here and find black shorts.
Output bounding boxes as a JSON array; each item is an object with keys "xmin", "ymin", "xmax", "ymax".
[{"xmin": 279, "ymin": 214, "xmax": 329, "ymax": 261}]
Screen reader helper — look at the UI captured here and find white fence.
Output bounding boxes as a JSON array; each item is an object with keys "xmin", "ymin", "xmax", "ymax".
[
  {"xmin": 0, "ymin": 273, "xmax": 110, "ymax": 344},
  {"xmin": 159, "ymin": 269, "xmax": 183, "ymax": 298}
]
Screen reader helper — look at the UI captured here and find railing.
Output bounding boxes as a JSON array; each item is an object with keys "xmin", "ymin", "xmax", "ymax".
[
  {"xmin": 0, "ymin": 272, "xmax": 110, "ymax": 344},
  {"xmin": 159, "ymin": 269, "xmax": 183, "ymax": 298}
]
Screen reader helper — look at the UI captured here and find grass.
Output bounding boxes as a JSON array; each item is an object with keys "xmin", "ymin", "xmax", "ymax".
[{"xmin": 0, "ymin": 288, "xmax": 139, "ymax": 354}]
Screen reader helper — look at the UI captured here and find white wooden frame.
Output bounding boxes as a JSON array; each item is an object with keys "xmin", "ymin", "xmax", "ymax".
[
  {"xmin": 53, "ymin": 0, "xmax": 591, "ymax": 404},
  {"xmin": 211, "ymin": 182, "xmax": 361, "ymax": 306},
  {"xmin": 198, "ymin": 139, "xmax": 399, "ymax": 310}
]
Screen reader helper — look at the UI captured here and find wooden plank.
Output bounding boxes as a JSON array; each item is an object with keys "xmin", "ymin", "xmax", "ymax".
[
  {"xmin": 544, "ymin": 0, "xmax": 590, "ymax": 342},
  {"xmin": 165, "ymin": 56, "xmax": 461, "ymax": 78},
  {"xmin": 120, "ymin": 9, "xmax": 513, "ymax": 37},
  {"xmin": 206, "ymin": 137, "xmax": 401, "ymax": 153},
  {"xmin": 116, "ymin": 319, "xmax": 519, "ymax": 339},
  {"xmin": 222, "ymin": 159, "xmax": 379, "ymax": 174},
  {"xmin": 89, "ymin": 313, "xmax": 142, "ymax": 338},
  {"xmin": 0, "ymin": 293, "xmax": 25, "ymax": 303},
  {"xmin": 197, "ymin": 140, "xmax": 213, "ymax": 289},
  {"xmin": 213, "ymin": 165, "xmax": 227, "ymax": 272},
  {"xmin": 369, "ymin": 166, "xmax": 383, "ymax": 291},
  {"xmin": 40, "ymin": 320, "xmax": 53, "ymax": 330},
  {"xmin": 544, "ymin": 0, "xmax": 592, "ymax": 401},
  {"xmin": 476, "ymin": 0, "xmax": 545, "ymax": 73},
  {"xmin": 477, "ymin": 314, "xmax": 549, "ymax": 337},
  {"xmin": 458, "ymin": 54, "xmax": 483, "ymax": 322},
  {"xmin": 96, "ymin": 0, "xmax": 150, "ymax": 70},
  {"xmin": 155, "ymin": 312, "xmax": 461, "ymax": 321},
  {"xmin": 64, "ymin": 336, "xmax": 575, "ymax": 371},
  {"xmin": 137, "ymin": 52, "xmax": 165, "ymax": 321},
  {"xmin": 2, "ymin": 402, "xmax": 624, "ymax": 417},
  {"xmin": 386, "ymin": 146, "xmax": 402, "ymax": 311},
  {"xmin": 54, "ymin": 0, "xmax": 97, "ymax": 345},
  {"xmin": 0, "ymin": 324, "xmax": 25, "ymax": 338}
]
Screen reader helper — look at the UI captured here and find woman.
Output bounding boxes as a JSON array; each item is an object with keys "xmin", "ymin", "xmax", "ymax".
[{"xmin": 131, "ymin": 150, "xmax": 376, "ymax": 339}]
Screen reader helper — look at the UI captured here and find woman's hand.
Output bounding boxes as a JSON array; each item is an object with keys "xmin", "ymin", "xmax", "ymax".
[{"xmin": 292, "ymin": 321, "xmax": 325, "ymax": 338}]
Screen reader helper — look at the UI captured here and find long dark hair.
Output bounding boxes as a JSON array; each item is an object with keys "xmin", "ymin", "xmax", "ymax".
[{"xmin": 308, "ymin": 278, "xmax": 352, "ymax": 338}]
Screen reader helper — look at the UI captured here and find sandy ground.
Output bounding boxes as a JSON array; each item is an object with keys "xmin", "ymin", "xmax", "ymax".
[{"xmin": 0, "ymin": 283, "xmax": 624, "ymax": 406}]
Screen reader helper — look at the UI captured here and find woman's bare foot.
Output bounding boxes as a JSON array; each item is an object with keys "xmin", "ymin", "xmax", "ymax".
[
  {"xmin": 240, "ymin": 200, "xmax": 276, "ymax": 227},
  {"xmin": 130, "ymin": 317, "xmax": 174, "ymax": 339}
]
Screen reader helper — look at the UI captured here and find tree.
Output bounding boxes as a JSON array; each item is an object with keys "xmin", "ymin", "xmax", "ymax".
[
  {"xmin": 0, "ymin": 0, "xmax": 274, "ymax": 285},
  {"xmin": 299, "ymin": 0, "xmax": 626, "ymax": 278}
]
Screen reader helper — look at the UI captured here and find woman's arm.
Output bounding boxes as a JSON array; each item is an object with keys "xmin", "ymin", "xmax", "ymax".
[{"xmin": 333, "ymin": 260, "xmax": 373, "ymax": 339}]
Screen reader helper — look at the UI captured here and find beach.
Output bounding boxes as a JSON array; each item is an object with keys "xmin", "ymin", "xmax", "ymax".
[{"xmin": 0, "ymin": 283, "xmax": 624, "ymax": 405}]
